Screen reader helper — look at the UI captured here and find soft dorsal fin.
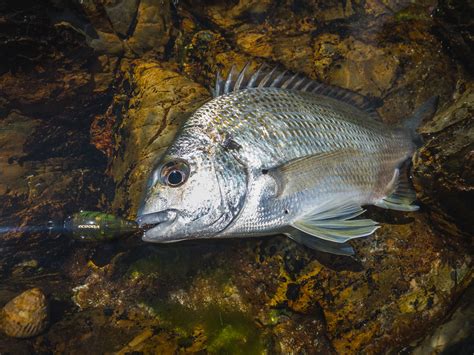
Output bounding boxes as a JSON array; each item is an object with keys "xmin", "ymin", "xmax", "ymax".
[{"xmin": 213, "ymin": 63, "xmax": 382, "ymax": 121}]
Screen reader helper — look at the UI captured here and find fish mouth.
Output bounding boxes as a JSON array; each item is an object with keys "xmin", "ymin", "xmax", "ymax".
[{"xmin": 136, "ymin": 210, "xmax": 178, "ymax": 241}]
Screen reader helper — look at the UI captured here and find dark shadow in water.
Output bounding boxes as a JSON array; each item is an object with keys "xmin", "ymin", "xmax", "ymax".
[
  {"xmin": 364, "ymin": 205, "xmax": 416, "ymax": 226},
  {"xmin": 311, "ymin": 250, "xmax": 364, "ymax": 273},
  {"xmin": 442, "ymin": 340, "xmax": 474, "ymax": 355},
  {"xmin": 256, "ymin": 235, "xmax": 364, "ymax": 273},
  {"xmin": 49, "ymin": 297, "xmax": 74, "ymax": 325}
]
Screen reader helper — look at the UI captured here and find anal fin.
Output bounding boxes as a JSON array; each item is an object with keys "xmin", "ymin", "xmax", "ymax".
[
  {"xmin": 375, "ymin": 165, "xmax": 419, "ymax": 212},
  {"xmin": 291, "ymin": 201, "xmax": 380, "ymax": 244}
]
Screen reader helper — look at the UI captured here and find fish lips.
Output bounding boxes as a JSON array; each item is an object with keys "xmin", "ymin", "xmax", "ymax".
[{"xmin": 136, "ymin": 210, "xmax": 179, "ymax": 242}]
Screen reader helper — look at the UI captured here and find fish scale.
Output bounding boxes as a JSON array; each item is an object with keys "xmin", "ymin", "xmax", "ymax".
[
  {"xmin": 137, "ymin": 64, "xmax": 438, "ymax": 255},
  {"xmin": 189, "ymin": 88, "xmax": 409, "ymax": 170}
]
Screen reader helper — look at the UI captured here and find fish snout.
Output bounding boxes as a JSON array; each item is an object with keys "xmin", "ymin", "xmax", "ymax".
[
  {"xmin": 136, "ymin": 210, "xmax": 177, "ymax": 230},
  {"xmin": 136, "ymin": 210, "xmax": 179, "ymax": 242}
]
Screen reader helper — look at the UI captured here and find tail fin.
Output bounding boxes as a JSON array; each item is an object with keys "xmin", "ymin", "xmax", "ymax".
[{"xmin": 403, "ymin": 96, "xmax": 439, "ymax": 146}]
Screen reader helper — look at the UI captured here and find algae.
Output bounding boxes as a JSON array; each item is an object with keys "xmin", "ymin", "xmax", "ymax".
[{"xmin": 141, "ymin": 300, "xmax": 264, "ymax": 353}]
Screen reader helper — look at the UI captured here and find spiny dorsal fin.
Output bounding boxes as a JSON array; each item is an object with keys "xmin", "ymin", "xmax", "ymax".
[{"xmin": 213, "ymin": 63, "xmax": 382, "ymax": 121}]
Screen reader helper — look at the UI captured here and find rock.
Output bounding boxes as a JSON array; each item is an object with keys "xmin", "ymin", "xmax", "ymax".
[
  {"xmin": 78, "ymin": 0, "xmax": 116, "ymax": 33},
  {"xmin": 411, "ymin": 282, "xmax": 474, "ymax": 354},
  {"xmin": 125, "ymin": 0, "xmax": 172, "ymax": 57},
  {"xmin": 0, "ymin": 112, "xmax": 40, "ymax": 197},
  {"xmin": 236, "ymin": 29, "xmax": 314, "ymax": 74},
  {"xmin": 0, "ymin": 0, "xmax": 472, "ymax": 353},
  {"xmin": 109, "ymin": 60, "xmax": 209, "ymax": 216},
  {"xmin": 86, "ymin": 30, "xmax": 124, "ymax": 55},
  {"xmin": 0, "ymin": 288, "xmax": 49, "ymax": 338},
  {"xmin": 189, "ymin": 0, "xmax": 275, "ymax": 29},
  {"xmin": 273, "ymin": 313, "xmax": 335, "ymax": 354},
  {"xmin": 72, "ymin": 0, "xmax": 172, "ymax": 56},
  {"xmin": 72, "ymin": 0, "xmax": 125, "ymax": 55},
  {"xmin": 104, "ymin": 0, "xmax": 140, "ymax": 37},
  {"xmin": 313, "ymin": 35, "xmax": 400, "ymax": 97},
  {"xmin": 413, "ymin": 83, "xmax": 474, "ymax": 237}
]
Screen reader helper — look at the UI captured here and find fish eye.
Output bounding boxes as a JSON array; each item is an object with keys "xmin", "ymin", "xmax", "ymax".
[{"xmin": 160, "ymin": 160, "xmax": 190, "ymax": 187}]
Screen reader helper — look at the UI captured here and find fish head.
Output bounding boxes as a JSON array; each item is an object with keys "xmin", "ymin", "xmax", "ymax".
[{"xmin": 136, "ymin": 132, "xmax": 247, "ymax": 243}]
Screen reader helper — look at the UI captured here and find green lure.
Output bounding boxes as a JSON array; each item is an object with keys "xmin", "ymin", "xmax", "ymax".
[{"xmin": 63, "ymin": 211, "xmax": 139, "ymax": 242}]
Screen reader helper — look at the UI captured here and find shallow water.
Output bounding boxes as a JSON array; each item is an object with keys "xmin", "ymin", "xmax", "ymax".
[{"xmin": 0, "ymin": 0, "xmax": 472, "ymax": 353}]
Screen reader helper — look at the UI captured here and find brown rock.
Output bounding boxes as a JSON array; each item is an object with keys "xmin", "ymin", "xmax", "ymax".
[
  {"xmin": 236, "ymin": 29, "xmax": 314, "ymax": 74},
  {"xmin": 109, "ymin": 61, "xmax": 210, "ymax": 216},
  {"xmin": 104, "ymin": 0, "xmax": 140, "ymax": 37},
  {"xmin": 0, "ymin": 288, "xmax": 49, "ymax": 338},
  {"xmin": 0, "ymin": 112, "xmax": 40, "ymax": 197},
  {"xmin": 190, "ymin": 0, "xmax": 274, "ymax": 29},
  {"xmin": 321, "ymin": 36, "xmax": 399, "ymax": 97},
  {"xmin": 413, "ymin": 83, "xmax": 474, "ymax": 237},
  {"xmin": 87, "ymin": 30, "xmax": 124, "ymax": 55},
  {"xmin": 0, "ymin": 0, "xmax": 471, "ymax": 353},
  {"xmin": 125, "ymin": 0, "xmax": 172, "ymax": 57}
]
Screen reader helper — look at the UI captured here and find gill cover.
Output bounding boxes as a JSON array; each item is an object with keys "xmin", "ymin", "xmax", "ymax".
[{"xmin": 213, "ymin": 148, "xmax": 248, "ymax": 233}]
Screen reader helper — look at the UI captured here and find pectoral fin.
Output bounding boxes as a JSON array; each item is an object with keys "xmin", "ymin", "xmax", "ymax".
[
  {"xmin": 287, "ymin": 230, "xmax": 355, "ymax": 256},
  {"xmin": 291, "ymin": 200, "xmax": 379, "ymax": 243},
  {"xmin": 268, "ymin": 149, "xmax": 357, "ymax": 197}
]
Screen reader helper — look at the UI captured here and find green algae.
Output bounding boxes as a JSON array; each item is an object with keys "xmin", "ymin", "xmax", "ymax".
[
  {"xmin": 394, "ymin": 6, "xmax": 432, "ymax": 22},
  {"xmin": 126, "ymin": 247, "xmax": 199, "ymax": 281},
  {"xmin": 127, "ymin": 255, "xmax": 162, "ymax": 281},
  {"xmin": 142, "ymin": 300, "xmax": 264, "ymax": 353}
]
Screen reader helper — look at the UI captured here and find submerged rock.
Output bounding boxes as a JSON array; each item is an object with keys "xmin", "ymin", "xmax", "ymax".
[
  {"xmin": 414, "ymin": 83, "xmax": 474, "ymax": 238},
  {"xmin": 0, "ymin": 0, "xmax": 472, "ymax": 353},
  {"xmin": 411, "ymin": 282, "xmax": 474, "ymax": 354},
  {"xmin": 0, "ymin": 288, "xmax": 49, "ymax": 338},
  {"xmin": 109, "ymin": 60, "xmax": 210, "ymax": 216}
]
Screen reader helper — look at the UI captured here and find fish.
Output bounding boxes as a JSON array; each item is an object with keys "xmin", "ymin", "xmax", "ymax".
[{"xmin": 136, "ymin": 64, "xmax": 438, "ymax": 255}]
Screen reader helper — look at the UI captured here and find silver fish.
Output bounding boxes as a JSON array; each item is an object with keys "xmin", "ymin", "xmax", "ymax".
[{"xmin": 136, "ymin": 64, "xmax": 438, "ymax": 255}]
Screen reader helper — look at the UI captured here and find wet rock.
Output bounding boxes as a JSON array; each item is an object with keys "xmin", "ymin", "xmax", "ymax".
[
  {"xmin": 78, "ymin": 0, "xmax": 117, "ymax": 34},
  {"xmin": 179, "ymin": 29, "xmax": 257, "ymax": 86},
  {"xmin": 411, "ymin": 282, "xmax": 474, "ymax": 354},
  {"xmin": 272, "ymin": 311, "xmax": 335, "ymax": 354},
  {"xmin": 74, "ymin": 0, "xmax": 172, "ymax": 57},
  {"xmin": 109, "ymin": 60, "xmax": 209, "ymax": 216},
  {"xmin": 433, "ymin": 0, "xmax": 474, "ymax": 75},
  {"xmin": 104, "ymin": 0, "xmax": 140, "ymax": 37},
  {"xmin": 0, "ymin": 288, "xmax": 49, "ymax": 338},
  {"xmin": 314, "ymin": 35, "xmax": 400, "ymax": 97},
  {"xmin": 0, "ymin": 0, "xmax": 472, "ymax": 353},
  {"xmin": 235, "ymin": 29, "xmax": 314, "ymax": 74},
  {"xmin": 189, "ymin": 0, "xmax": 275, "ymax": 29},
  {"xmin": 60, "ymin": 0, "xmax": 124, "ymax": 55},
  {"xmin": 125, "ymin": 0, "xmax": 172, "ymax": 57},
  {"xmin": 414, "ymin": 83, "xmax": 474, "ymax": 237},
  {"xmin": 86, "ymin": 29, "xmax": 125, "ymax": 55},
  {"xmin": 0, "ymin": 112, "xmax": 40, "ymax": 198}
]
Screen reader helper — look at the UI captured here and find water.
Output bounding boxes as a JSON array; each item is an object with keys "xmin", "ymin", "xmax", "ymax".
[{"xmin": 0, "ymin": 0, "xmax": 472, "ymax": 353}]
